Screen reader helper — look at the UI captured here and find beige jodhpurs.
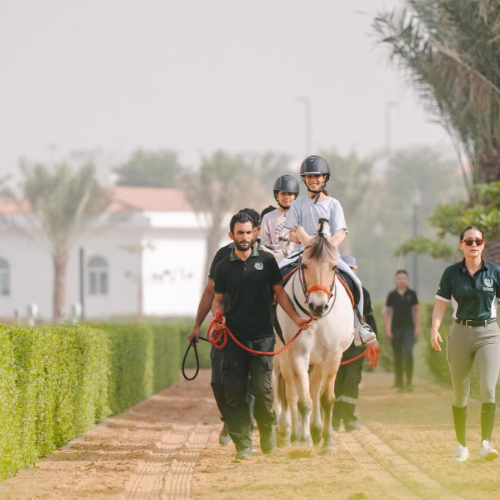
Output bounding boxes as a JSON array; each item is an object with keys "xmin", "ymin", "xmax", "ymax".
[{"xmin": 446, "ymin": 321, "xmax": 500, "ymax": 407}]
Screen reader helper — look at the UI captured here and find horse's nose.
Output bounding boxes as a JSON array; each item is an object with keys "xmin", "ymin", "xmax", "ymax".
[{"xmin": 308, "ymin": 302, "xmax": 328, "ymax": 317}]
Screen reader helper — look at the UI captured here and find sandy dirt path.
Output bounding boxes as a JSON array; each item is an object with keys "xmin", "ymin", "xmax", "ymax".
[{"xmin": 0, "ymin": 371, "xmax": 499, "ymax": 500}]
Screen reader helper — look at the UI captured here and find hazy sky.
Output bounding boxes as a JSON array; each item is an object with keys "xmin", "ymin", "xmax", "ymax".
[{"xmin": 0, "ymin": 0, "xmax": 453, "ymax": 173}]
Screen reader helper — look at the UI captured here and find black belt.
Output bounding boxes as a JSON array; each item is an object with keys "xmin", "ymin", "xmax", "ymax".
[{"xmin": 455, "ymin": 318, "xmax": 497, "ymax": 328}]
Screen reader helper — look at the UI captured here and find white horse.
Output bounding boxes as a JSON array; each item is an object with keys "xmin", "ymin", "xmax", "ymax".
[{"xmin": 274, "ymin": 220, "xmax": 354, "ymax": 455}]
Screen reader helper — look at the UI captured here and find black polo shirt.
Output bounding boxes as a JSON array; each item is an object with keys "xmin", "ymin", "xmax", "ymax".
[
  {"xmin": 385, "ymin": 288, "xmax": 419, "ymax": 329},
  {"xmin": 214, "ymin": 247, "xmax": 283, "ymax": 340},
  {"xmin": 436, "ymin": 259, "xmax": 500, "ymax": 320}
]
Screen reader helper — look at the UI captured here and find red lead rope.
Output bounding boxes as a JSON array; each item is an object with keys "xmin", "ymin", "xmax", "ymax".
[
  {"xmin": 340, "ymin": 343, "xmax": 380, "ymax": 368},
  {"xmin": 207, "ymin": 310, "xmax": 312, "ymax": 356},
  {"xmin": 207, "ymin": 310, "xmax": 379, "ymax": 367}
]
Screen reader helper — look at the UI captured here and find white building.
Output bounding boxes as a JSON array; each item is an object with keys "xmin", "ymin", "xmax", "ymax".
[{"xmin": 0, "ymin": 187, "xmax": 226, "ymax": 322}]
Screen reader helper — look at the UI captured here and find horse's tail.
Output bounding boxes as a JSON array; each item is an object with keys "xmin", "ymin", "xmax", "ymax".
[{"xmin": 278, "ymin": 372, "xmax": 288, "ymax": 410}]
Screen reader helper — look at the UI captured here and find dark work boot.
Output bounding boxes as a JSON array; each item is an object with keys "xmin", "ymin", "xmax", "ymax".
[
  {"xmin": 260, "ymin": 431, "xmax": 276, "ymax": 454},
  {"xmin": 219, "ymin": 422, "xmax": 232, "ymax": 446}
]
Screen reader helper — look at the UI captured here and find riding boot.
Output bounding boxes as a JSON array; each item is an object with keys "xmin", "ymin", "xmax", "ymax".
[
  {"xmin": 332, "ymin": 400, "xmax": 345, "ymax": 431},
  {"xmin": 452, "ymin": 405, "xmax": 467, "ymax": 447},
  {"xmin": 481, "ymin": 403, "xmax": 496, "ymax": 443}
]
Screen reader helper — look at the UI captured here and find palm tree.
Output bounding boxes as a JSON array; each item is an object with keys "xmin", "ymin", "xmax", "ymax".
[
  {"xmin": 181, "ymin": 151, "xmax": 253, "ymax": 280},
  {"xmin": 20, "ymin": 163, "xmax": 110, "ymax": 319},
  {"xmin": 374, "ymin": 0, "xmax": 500, "ymax": 261}
]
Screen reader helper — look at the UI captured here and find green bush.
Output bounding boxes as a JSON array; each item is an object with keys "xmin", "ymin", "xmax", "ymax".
[{"xmin": 0, "ymin": 322, "xmax": 181, "ymax": 481}]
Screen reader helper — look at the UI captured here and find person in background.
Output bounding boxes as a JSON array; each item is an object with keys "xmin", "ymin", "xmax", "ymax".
[
  {"xmin": 260, "ymin": 175, "xmax": 299, "ymax": 252},
  {"xmin": 333, "ymin": 255, "xmax": 378, "ymax": 432},
  {"xmin": 431, "ymin": 226, "xmax": 500, "ymax": 463},
  {"xmin": 384, "ymin": 270, "xmax": 420, "ymax": 393}
]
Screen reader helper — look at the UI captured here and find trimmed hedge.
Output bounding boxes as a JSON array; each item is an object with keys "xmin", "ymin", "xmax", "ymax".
[{"xmin": 0, "ymin": 323, "xmax": 181, "ymax": 481}]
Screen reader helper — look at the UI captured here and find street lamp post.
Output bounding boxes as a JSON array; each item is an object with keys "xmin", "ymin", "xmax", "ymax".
[
  {"xmin": 297, "ymin": 96, "xmax": 313, "ymax": 156},
  {"xmin": 374, "ymin": 221, "xmax": 384, "ymax": 299},
  {"xmin": 412, "ymin": 188, "xmax": 422, "ymax": 292}
]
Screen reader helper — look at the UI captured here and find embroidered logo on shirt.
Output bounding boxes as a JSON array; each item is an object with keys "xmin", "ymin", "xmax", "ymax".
[
  {"xmin": 484, "ymin": 277, "xmax": 494, "ymax": 287},
  {"xmin": 254, "ymin": 262, "xmax": 264, "ymax": 270}
]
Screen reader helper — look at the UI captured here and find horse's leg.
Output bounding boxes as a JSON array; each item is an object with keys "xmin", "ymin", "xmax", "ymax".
[
  {"xmin": 319, "ymin": 368, "xmax": 339, "ymax": 456},
  {"xmin": 276, "ymin": 360, "xmax": 295, "ymax": 447},
  {"xmin": 309, "ymin": 363, "xmax": 323, "ymax": 445},
  {"xmin": 272, "ymin": 357, "xmax": 281, "ymax": 422},
  {"xmin": 291, "ymin": 355, "xmax": 313, "ymax": 446}
]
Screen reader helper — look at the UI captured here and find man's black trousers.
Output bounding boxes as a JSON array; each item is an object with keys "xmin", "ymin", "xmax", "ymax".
[
  {"xmin": 391, "ymin": 326, "xmax": 415, "ymax": 389},
  {"xmin": 211, "ymin": 346, "xmax": 255, "ymax": 423},
  {"xmin": 210, "ymin": 346, "xmax": 227, "ymax": 420},
  {"xmin": 221, "ymin": 335, "xmax": 276, "ymax": 452},
  {"xmin": 333, "ymin": 342, "xmax": 364, "ymax": 423}
]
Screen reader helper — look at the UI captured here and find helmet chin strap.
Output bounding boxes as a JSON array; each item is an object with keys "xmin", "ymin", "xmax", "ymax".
[
  {"xmin": 307, "ymin": 184, "xmax": 325, "ymax": 204},
  {"xmin": 301, "ymin": 176, "xmax": 326, "ymax": 204},
  {"xmin": 277, "ymin": 201, "xmax": 290, "ymax": 210}
]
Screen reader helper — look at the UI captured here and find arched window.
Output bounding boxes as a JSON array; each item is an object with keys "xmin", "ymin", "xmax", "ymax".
[
  {"xmin": 88, "ymin": 256, "xmax": 108, "ymax": 295},
  {"xmin": 0, "ymin": 258, "xmax": 10, "ymax": 297}
]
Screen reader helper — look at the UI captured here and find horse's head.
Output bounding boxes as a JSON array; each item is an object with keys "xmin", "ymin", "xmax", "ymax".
[{"xmin": 295, "ymin": 220, "xmax": 338, "ymax": 318}]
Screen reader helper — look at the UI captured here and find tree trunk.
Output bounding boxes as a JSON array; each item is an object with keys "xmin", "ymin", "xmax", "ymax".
[
  {"xmin": 485, "ymin": 239, "xmax": 500, "ymax": 264},
  {"xmin": 479, "ymin": 140, "xmax": 500, "ymax": 264},
  {"xmin": 203, "ymin": 229, "xmax": 225, "ymax": 284},
  {"xmin": 53, "ymin": 254, "xmax": 67, "ymax": 321},
  {"xmin": 479, "ymin": 138, "xmax": 500, "ymax": 183}
]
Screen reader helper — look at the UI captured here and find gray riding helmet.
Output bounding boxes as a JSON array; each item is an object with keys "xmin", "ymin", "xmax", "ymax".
[
  {"xmin": 299, "ymin": 155, "xmax": 331, "ymax": 182},
  {"xmin": 273, "ymin": 175, "xmax": 300, "ymax": 196},
  {"xmin": 341, "ymin": 254, "xmax": 358, "ymax": 269}
]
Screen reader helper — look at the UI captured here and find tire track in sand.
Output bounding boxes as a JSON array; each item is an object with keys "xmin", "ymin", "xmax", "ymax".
[
  {"xmin": 342, "ymin": 426, "xmax": 464, "ymax": 500},
  {"xmin": 121, "ymin": 423, "xmax": 213, "ymax": 500},
  {"xmin": 339, "ymin": 431, "xmax": 420, "ymax": 500}
]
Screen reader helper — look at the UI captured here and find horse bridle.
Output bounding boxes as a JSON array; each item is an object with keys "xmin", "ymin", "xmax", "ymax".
[
  {"xmin": 298, "ymin": 259, "xmax": 337, "ymax": 302},
  {"xmin": 292, "ymin": 259, "xmax": 338, "ymax": 318}
]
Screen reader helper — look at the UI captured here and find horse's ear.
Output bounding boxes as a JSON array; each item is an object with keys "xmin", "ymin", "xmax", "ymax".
[
  {"xmin": 295, "ymin": 226, "xmax": 313, "ymax": 246},
  {"xmin": 327, "ymin": 234, "xmax": 338, "ymax": 251}
]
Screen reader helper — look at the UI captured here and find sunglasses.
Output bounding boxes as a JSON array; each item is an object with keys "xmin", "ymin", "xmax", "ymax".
[{"xmin": 461, "ymin": 238, "xmax": 485, "ymax": 246}]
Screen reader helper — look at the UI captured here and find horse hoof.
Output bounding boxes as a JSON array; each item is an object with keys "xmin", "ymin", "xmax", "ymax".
[
  {"xmin": 319, "ymin": 445, "xmax": 337, "ymax": 456},
  {"xmin": 295, "ymin": 437, "xmax": 313, "ymax": 447},
  {"xmin": 277, "ymin": 436, "xmax": 290, "ymax": 448}
]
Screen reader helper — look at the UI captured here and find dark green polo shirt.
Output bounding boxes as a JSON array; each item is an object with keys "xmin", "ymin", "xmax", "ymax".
[
  {"xmin": 436, "ymin": 260, "xmax": 500, "ymax": 320},
  {"xmin": 214, "ymin": 247, "xmax": 283, "ymax": 340}
]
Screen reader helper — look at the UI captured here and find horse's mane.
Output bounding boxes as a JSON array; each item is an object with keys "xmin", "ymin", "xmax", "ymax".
[
  {"xmin": 305, "ymin": 234, "xmax": 336, "ymax": 261},
  {"xmin": 304, "ymin": 219, "xmax": 336, "ymax": 261}
]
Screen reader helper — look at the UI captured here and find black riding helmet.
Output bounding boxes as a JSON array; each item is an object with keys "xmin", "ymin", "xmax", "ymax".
[
  {"xmin": 273, "ymin": 175, "xmax": 299, "ymax": 210},
  {"xmin": 273, "ymin": 175, "xmax": 299, "ymax": 196},
  {"xmin": 299, "ymin": 155, "xmax": 330, "ymax": 182},
  {"xmin": 300, "ymin": 155, "xmax": 330, "ymax": 202}
]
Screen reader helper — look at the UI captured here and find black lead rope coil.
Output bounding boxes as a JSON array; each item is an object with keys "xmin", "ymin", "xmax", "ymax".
[{"xmin": 182, "ymin": 337, "xmax": 208, "ymax": 381}]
